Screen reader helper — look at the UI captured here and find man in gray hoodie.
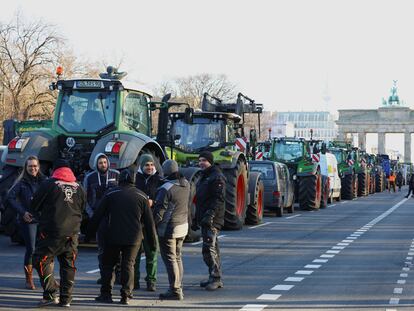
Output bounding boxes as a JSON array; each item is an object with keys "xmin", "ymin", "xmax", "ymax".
[{"xmin": 153, "ymin": 160, "xmax": 190, "ymax": 300}]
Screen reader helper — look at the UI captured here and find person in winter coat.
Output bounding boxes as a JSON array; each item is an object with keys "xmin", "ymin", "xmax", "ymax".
[
  {"xmin": 405, "ymin": 173, "xmax": 414, "ymax": 198},
  {"xmin": 6, "ymin": 155, "xmax": 46, "ymax": 290},
  {"xmin": 193, "ymin": 151, "xmax": 226, "ymax": 291},
  {"xmin": 91, "ymin": 169, "xmax": 157, "ymax": 305},
  {"xmin": 154, "ymin": 160, "xmax": 190, "ymax": 300},
  {"xmin": 134, "ymin": 154, "xmax": 162, "ymax": 291},
  {"xmin": 396, "ymin": 171, "xmax": 403, "ymax": 192},
  {"xmin": 32, "ymin": 159, "xmax": 86, "ymax": 307},
  {"xmin": 83, "ymin": 153, "xmax": 119, "ymax": 283}
]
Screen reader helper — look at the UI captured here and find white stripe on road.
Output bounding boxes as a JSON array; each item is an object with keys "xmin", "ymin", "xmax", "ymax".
[
  {"xmin": 240, "ymin": 304, "xmax": 268, "ymax": 311},
  {"xmin": 191, "ymin": 234, "xmax": 226, "ymax": 246},
  {"xmin": 342, "ymin": 240, "xmax": 354, "ymax": 243},
  {"xmin": 271, "ymin": 284, "xmax": 294, "ymax": 291},
  {"xmin": 400, "ymin": 273, "xmax": 408, "ymax": 277},
  {"xmin": 332, "ymin": 246, "xmax": 345, "ymax": 250},
  {"xmin": 304, "ymin": 264, "xmax": 321, "ymax": 269},
  {"xmin": 326, "ymin": 250, "xmax": 341, "ymax": 254},
  {"xmin": 389, "ymin": 298, "xmax": 400, "ymax": 305},
  {"xmin": 393, "ymin": 288, "xmax": 403, "ymax": 294},
  {"xmin": 249, "ymin": 222, "xmax": 271, "ymax": 229},
  {"xmin": 397, "ymin": 280, "xmax": 406, "ymax": 284},
  {"xmin": 286, "ymin": 214, "xmax": 301, "ymax": 219},
  {"xmin": 256, "ymin": 294, "xmax": 281, "ymax": 301},
  {"xmin": 86, "ymin": 269, "xmax": 100, "ymax": 274},
  {"xmin": 284, "ymin": 277, "xmax": 304, "ymax": 282},
  {"xmin": 313, "ymin": 259, "xmax": 328, "ymax": 263},
  {"xmin": 330, "ymin": 204, "xmax": 336, "ymax": 207},
  {"xmin": 337, "ymin": 243, "xmax": 349, "ymax": 246},
  {"xmin": 295, "ymin": 270, "xmax": 313, "ymax": 275},
  {"xmin": 320, "ymin": 254, "xmax": 335, "ymax": 258}
]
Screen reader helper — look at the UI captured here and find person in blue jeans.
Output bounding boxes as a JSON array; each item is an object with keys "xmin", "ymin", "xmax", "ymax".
[{"xmin": 7, "ymin": 155, "xmax": 46, "ymax": 290}]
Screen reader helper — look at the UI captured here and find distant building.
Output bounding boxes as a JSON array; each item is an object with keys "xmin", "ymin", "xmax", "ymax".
[
  {"xmin": 275, "ymin": 111, "xmax": 337, "ymax": 140},
  {"xmin": 272, "ymin": 121, "xmax": 295, "ymax": 137}
]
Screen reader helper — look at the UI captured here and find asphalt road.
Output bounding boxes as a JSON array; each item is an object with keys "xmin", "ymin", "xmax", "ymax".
[{"xmin": 1, "ymin": 187, "xmax": 414, "ymax": 310}]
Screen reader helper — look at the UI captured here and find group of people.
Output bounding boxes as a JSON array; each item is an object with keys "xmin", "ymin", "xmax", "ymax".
[
  {"xmin": 6, "ymin": 150, "xmax": 226, "ymax": 307},
  {"xmin": 388, "ymin": 170, "xmax": 404, "ymax": 192}
]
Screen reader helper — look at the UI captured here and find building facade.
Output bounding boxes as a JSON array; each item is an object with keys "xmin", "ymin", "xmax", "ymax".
[{"xmin": 275, "ymin": 111, "xmax": 337, "ymax": 140}]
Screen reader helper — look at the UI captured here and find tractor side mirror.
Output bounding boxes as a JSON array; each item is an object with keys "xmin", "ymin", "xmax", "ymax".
[
  {"xmin": 184, "ymin": 107, "xmax": 193, "ymax": 124},
  {"xmin": 161, "ymin": 93, "xmax": 172, "ymax": 103}
]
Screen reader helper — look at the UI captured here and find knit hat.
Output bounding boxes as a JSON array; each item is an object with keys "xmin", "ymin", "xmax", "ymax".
[
  {"xmin": 139, "ymin": 154, "xmax": 155, "ymax": 171},
  {"xmin": 119, "ymin": 169, "xmax": 135, "ymax": 185},
  {"xmin": 199, "ymin": 151, "xmax": 214, "ymax": 165},
  {"xmin": 53, "ymin": 158, "xmax": 71, "ymax": 170},
  {"xmin": 162, "ymin": 160, "xmax": 179, "ymax": 177}
]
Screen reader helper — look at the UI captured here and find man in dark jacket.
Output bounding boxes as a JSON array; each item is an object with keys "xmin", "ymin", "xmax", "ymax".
[
  {"xmin": 134, "ymin": 154, "xmax": 162, "ymax": 291},
  {"xmin": 91, "ymin": 169, "xmax": 157, "ymax": 305},
  {"xmin": 154, "ymin": 160, "xmax": 190, "ymax": 300},
  {"xmin": 405, "ymin": 173, "xmax": 414, "ymax": 198},
  {"xmin": 193, "ymin": 151, "xmax": 226, "ymax": 291},
  {"xmin": 32, "ymin": 159, "xmax": 86, "ymax": 307},
  {"xmin": 83, "ymin": 153, "xmax": 119, "ymax": 283}
]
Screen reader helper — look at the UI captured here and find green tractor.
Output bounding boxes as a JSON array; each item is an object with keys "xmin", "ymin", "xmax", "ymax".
[
  {"xmin": 0, "ymin": 66, "xmax": 166, "ymax": 243},
  {"xmin": 352, "ymin": 148, "xmax": 370, "ymax": 197},
  {"xmin": 328, "ymin": 141, "xmax": 358, "ymax": 200},
  {"xmin": 157, "ymin": 92, "xmax": 265, "ymax": 230},
  {"xmin": 269, "ymin": 137, "xmax": 323, "ymax": 210}
]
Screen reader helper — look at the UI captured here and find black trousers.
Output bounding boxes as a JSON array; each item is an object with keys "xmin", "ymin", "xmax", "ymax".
[
  {"xmin": 101, "ymin": 242, "xmax": 141, "ymax": 298},
  {"xmin": 159, "ymin": 237, "xmax": 184, "ymax": 293},
  {"xmin": 33, "ymin": 234, "xmax": 78, "ymax": 303},
  {"xmin": 406, "ymin": 186, "xmax": 413, "ymax": 197},
  {"xmin": 201, "ymin": 226, "xmax": 222, "ymax": 280}
]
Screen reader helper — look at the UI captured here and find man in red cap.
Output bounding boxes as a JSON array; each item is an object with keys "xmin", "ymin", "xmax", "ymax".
[{"xmin": 32, "ymin": 159, "xmax": 86, "ymax": 307}]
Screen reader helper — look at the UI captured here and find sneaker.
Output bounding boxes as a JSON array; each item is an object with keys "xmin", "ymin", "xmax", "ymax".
[
  {"xmin": 58, "ymin": 301, "xmax": 70, "ymax": 307},
  {"xmin": 205, "ymin": 279, "xmax": 223, "ymax": 291},
  {"xmin": 38, "ymin": 297, "xmax": 58, "ymax": 307},
  {"xmin": 159, "ymin": 290, "xmax": 183, "ymax": 300},
  {"xmin": 146, "ymin": 281, "xmax": 156, "ymax": 292},
  {"xmin": 95, "ymin": 295, "xmax": 113, "ymax": 303},
  {"xmin": 120, "ymin": 295, "xmax": 132, "ymax": 305}
]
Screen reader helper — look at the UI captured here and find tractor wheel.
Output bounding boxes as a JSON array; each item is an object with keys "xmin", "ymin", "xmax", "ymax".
[
  {"xmin": 375, "ymin": 173, "xmax": 383, "ymax": 192},
  {"xmin": 341, "ymin": 173, "xmax": 354, "ymax": 200},
  {"xmin": 245, "ymin": 172, "xmax": 264, "ymax": 225},
  {"xmin": 358, "ymin": 172, "xmax": 368, "ymax": 197},
  {"xmin": 287, "ymin": 193, "xmax": 295, "ymax": 213},
  {"xmin": 223, "ymin": 159, "xmax": 248, "ymax": 230},
  {"xmin": 320, "ymin": 176, "xmax": 329, "ymax": 209},
  {"xmin": 298, "ymin": 172, "xmax": 322, "ymax": 210},
  {"xmin": 370, "ymin": 175, "xmax": 376, "ymax": 194},
  {"xmin": 352, "ymin": 174, "xmax": 359, "ymax": 198},
  {"xmin": 0, "ymin": 165, "xmax": 23, "ymax": 244}
]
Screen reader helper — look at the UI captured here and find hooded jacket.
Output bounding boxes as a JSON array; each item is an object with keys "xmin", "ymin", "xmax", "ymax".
[
  {"xmin": 83, "ymin": 153, "xmax": 119, "ymax": 214},
  {"xmin": 7, "ymin": 172, "xmax": 46, "ymax": 223},
  {"xmin": 89, "ymin": 184, "xmax": 157, "ymax": 248},
  {"xmin": 31, "ymin": 167, "xmax": 86, "ymax": 237},
  {"xmin": 195, "ymin": 164, "xmax": 226, "ymax": 230},
  {"xmin": 153, "ymin": 175, "xmax": 190, "ymax": 238}
]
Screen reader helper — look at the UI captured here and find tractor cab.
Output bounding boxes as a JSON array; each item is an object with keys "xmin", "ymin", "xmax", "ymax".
[{"xmin": 271, "ymin": 138, "xmax": 308, "ymax": 163}]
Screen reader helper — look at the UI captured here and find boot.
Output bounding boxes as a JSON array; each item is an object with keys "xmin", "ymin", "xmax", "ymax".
[
  {"xmin": 24, "ymin": 265, "xmax": 35, "ymax": 290},
  {"xmin": 205, "ymin": 278, "xmax": 223, "ymax": 291}
]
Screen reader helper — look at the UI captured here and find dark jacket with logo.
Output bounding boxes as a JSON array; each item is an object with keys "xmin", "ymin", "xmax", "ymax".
[
  {"xmin": 135, "ymin": 169, "xmax": 163, "ymax": 201},
  {"xmin": 31, "ymin": 168, "xmax": 86, "ymax": 237},
  {"xmin": 90, "ymin": 184, "xmax": 157, "ymax": 248},
  {"xmin": 7, "ymin": 173, "xmax": 46, "ymax": 223},
  {"xmin": 153, "ymin": 175, "xmax": 190, "ymax": 238},
  {"xmin": 195, "ymin": 165, "xmax": 226, "ymax": 230}
]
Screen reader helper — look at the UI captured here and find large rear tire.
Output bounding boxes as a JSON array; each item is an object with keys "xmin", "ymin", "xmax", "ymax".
[
  {"xmin": 298, "ymin": 172, "xmax": 322, "ymax": 210},
  {"xmin": 341, "ymin": 173, "xmax": 354, "ymax": 200},
  {"xmin": 375, "ymin": 173, "xmax": 383, "ymax": 192},
  {"xmin": 223, "ymin": 159, "xmax": 248, "ymax": 230},
  {"xmin": 358, "ymin": 172, "xmax": 368, "ymax": 197},
  {"xmin": 245, "ymin": 172, "xmax": 264, "ymax": 225},
  {"xmin": 320, "ymin": 176, "xmax": 329, "ymax": 209}
]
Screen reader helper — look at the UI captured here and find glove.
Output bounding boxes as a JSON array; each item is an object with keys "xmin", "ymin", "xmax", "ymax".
[{"xmin": 201, "ymin": 210, "xmax": 214, "ymax": 227}]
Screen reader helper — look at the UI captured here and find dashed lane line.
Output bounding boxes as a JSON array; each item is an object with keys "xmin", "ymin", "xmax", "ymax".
[
  {"xmin": 240, "ymin": 304, "xmax": 268, "ymax": 311},
  {"xmin": 271, "ymin": 284, "xmax": 294, "ymax": 291},
  {"xmin": 190, "ymin": 234, "xmax": 226, "ymax": 246},
  {"xmin": 256, "ymin": 294, "xmax": 281, "ymax": 301},
  {"xmin": 286, "ymin": 214, "xmax": 301, "ymax": 219},
  {"xmin": 284, "ymin": 277, "xmax": 304, "ymax": 282},
  {"xmin": 249, "ymin": 222, "xmax": 271, "ymax": 229}
]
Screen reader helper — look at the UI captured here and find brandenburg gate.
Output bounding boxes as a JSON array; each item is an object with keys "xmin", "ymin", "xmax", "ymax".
[{"xmin": 336, "ymin": 82, "xmax": 413, "ymax": 162}]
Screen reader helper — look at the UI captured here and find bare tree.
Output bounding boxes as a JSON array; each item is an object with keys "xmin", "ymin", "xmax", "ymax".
[{"xmin": 0, "ymin": 14, "xmax": 63, "ymax": 120}]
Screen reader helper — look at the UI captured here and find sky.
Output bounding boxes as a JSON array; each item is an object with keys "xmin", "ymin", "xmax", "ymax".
[{"xmin": 2, "ymin": 0, "xmax": 414, "ymax": 114}]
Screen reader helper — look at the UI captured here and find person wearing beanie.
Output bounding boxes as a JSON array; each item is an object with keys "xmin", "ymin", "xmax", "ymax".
[
  {"xmin": 153, "ymin": 160, "xmax": 190, "ymax": 300},
  {"xmin": 134, "ymin": 154, "xmax": 162, "ymax": 291},
  {"xmin": 194, "ymin": 152, "xmax": 226, "ymax": 291},
  {"xmin": 83, "ymin": 153, "xmax": 120, "ymax": 284},
  {"xmin": 31, "ymin": 160, "xmax": 86, "ymax": 307},
  {"xmin": 91, "ymin": 168, "xmax": 157, "ymax": 305}
]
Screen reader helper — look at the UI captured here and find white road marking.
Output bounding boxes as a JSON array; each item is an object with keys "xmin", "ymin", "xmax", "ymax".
[
  {"xmin": 408, "ymin": 252, "xmax": 414, "ymax": 256},
  {"xmin": 305, "ymin": 264, "xmax": 321, "ymax": 269},
  {"xmin": 271, "ymin": 284, "xmax": 294, "ymax": 291},
  {"xmin": 313, "ymin": 259, "xmax": 328, "ymax": 263},
  {"xmin": 326, "ymin": 250, "xmax": 341, "ymax": 254},
  {"xmin": 0, "ymin": 293, "xmax": 94, "ymax": 301},
  {"xmin": 389, "ymin": 298, "xmax": 400, "ymax": 305},
  {"xmin": 342, "ymin": 240, "xmax": 354, "ymax": 243},
  {"xmin": 330, "ymin": 204, "xmax": 336, "ymax": 207},
  {"xmin": 256, "ymin": 294, "xmax": 281, "ymax": 301},
  {"xmin": 340, "ymin": 201, "xmax": 347, "ymax": 204},
  {"xmin": 249, "ymin": 222, "xmax": 271, "ymax": 229},
  {"xmin": 397, "ymin": 280, "xmax": 406, "ymax": 284},
  {"xmin": 286, "ymin": 214, "xmax": 301, "ymax": 219},
  {"xmin": 337, "ymin": 243, "xmax": 349, "ymax": 246},
  {"xmin": 407, "ymin": 257, "xmax": 413, "ymax": 260},
  {"xmin": 218, "ymin": 235, "xmax": 226, "ymax": 239},
  {"xmin": 240, "ymin": 304, "xmax": 268, "ymax": 311},
  {"xmin": 402, "ymin": 267, "xmax": 410, "ymax": 272},
  {"xmin": 332, "ymin": 246, "xmax": 345, "ymax": 250},
  {"xmin": 393, "ymin": 288, "xmax": 403, "ymax": 294},
  {"xmin": 86, "ymin": 269, "xmax": 100, "ymax": 274},
  {"xmin": 295, "ymin": 270, "xmax": 313, "ymax": 275},
  {"xmin": 346, "ymin": 237, "xmax": 358, "ymax": 240},
  {"xmin": 285, "ymin": 277, "xmax": 304, "ymax": 282},
  {"xmin": 320, "ymin": 254, "xmax": 335, "ymax": 258},
  {"xmin": 400, "ymin": 273, "xmax": 408, "ymax": 277}
]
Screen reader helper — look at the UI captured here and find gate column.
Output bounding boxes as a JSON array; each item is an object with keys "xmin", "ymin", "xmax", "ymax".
[
  {"xmin": 358, "ymin": 132, "xmax": 366, "ymax": 150},
  {"xmin": 378, "ymin": 132, "xmax": 386, "ymax": 154},
  {"xmin": 404, "ymin": 132, "xmax": 411, "ymax": 163}
]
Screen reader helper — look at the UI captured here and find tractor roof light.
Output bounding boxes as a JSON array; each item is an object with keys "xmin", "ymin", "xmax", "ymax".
[{"xmin": 105, "ymin": 141, "xmax": 125, "ymax": 155}]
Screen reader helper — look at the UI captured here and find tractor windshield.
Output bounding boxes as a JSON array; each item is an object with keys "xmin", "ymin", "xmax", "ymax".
[
  {"xmin": 331, "ymin": 150, "xmax": 344, "ymax": 163},
  {"xmin": 274, "ymin": 140, "xmax": 304, "ymax": 162},
  {"xmin": 171, "ymin": 118, "xmax": 225, "ymax": 152},
  {"xmin": 58, "ymin": 90, "xmax": 116, "ymax": 133}
]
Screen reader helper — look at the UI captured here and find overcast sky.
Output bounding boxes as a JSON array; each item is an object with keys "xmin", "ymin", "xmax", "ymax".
[{"xmin": 1, "ymin": 0, "xmax": 413, "ymax": 114}]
